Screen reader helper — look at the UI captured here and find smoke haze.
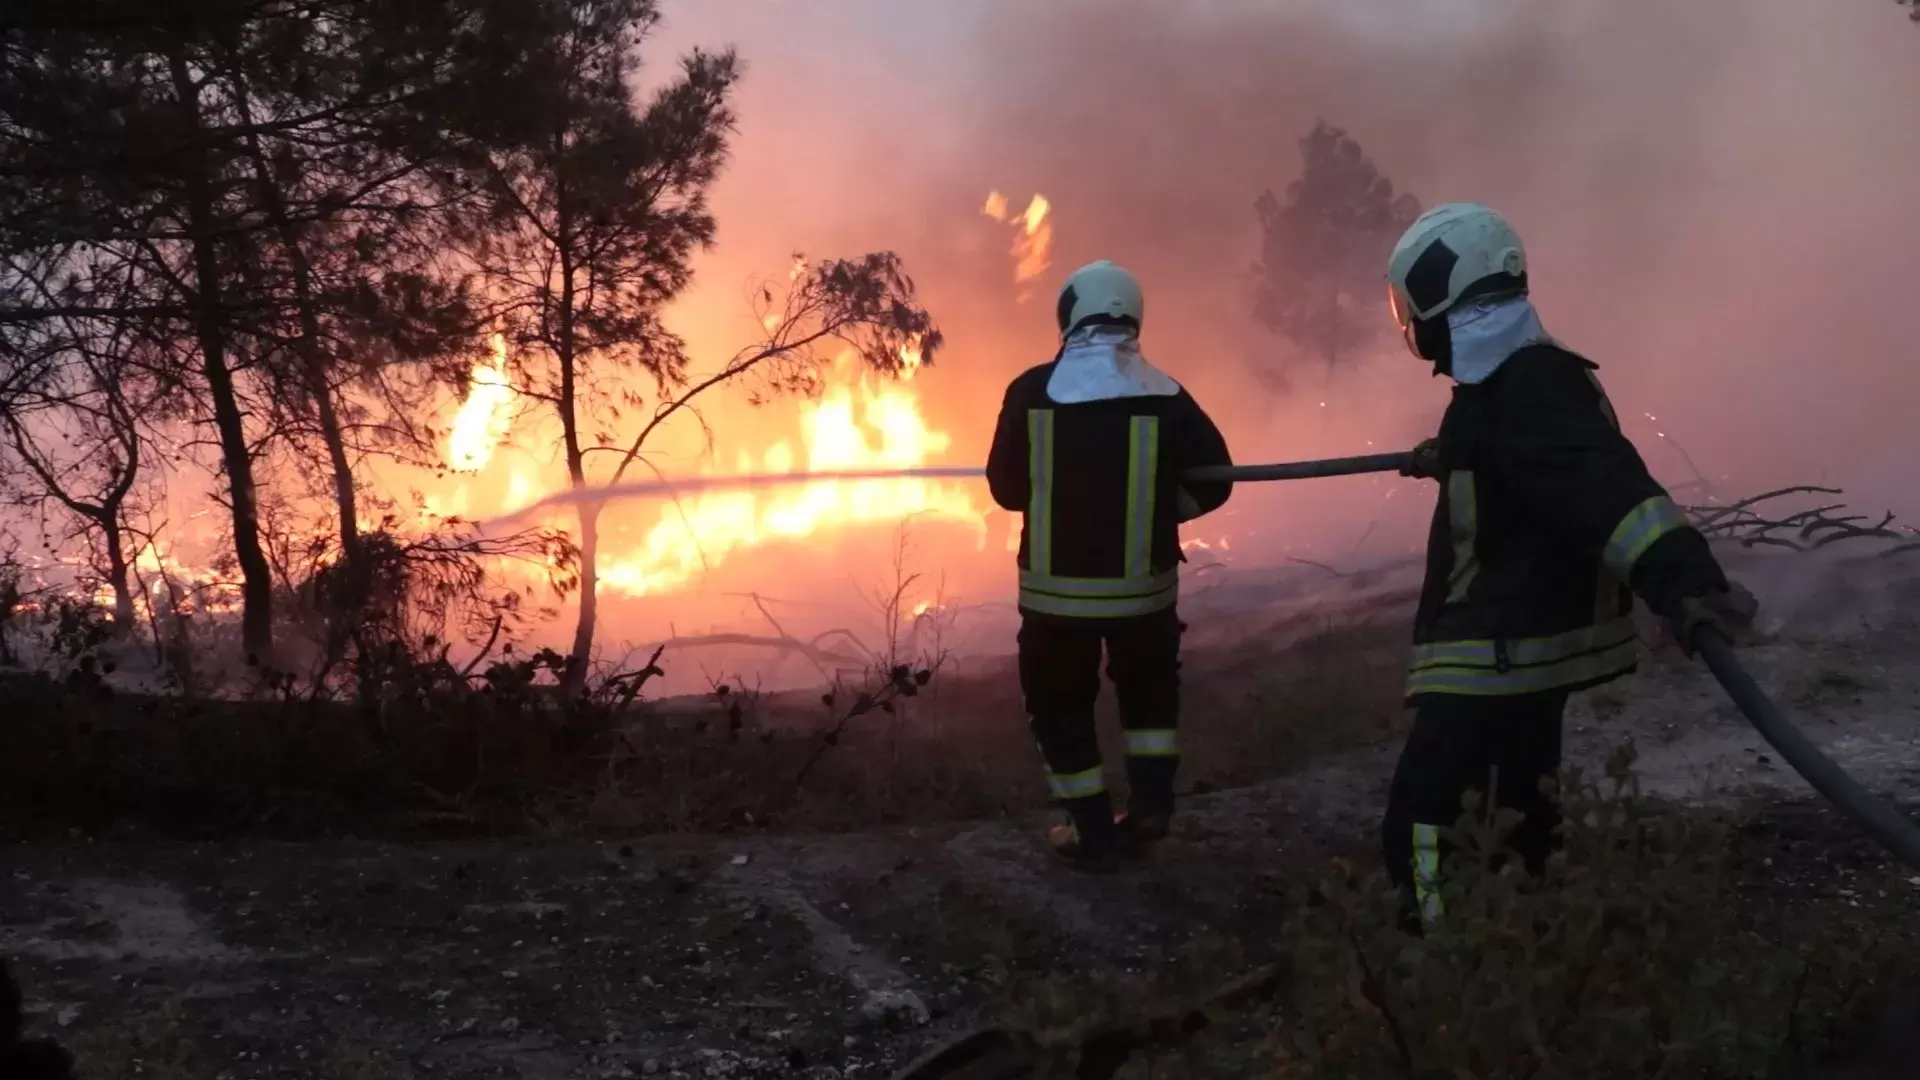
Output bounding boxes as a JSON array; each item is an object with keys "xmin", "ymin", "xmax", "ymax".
[
  {"xmin": 306, "ymin": 0, "xmax": 1920, "ymax": 678},
  {"xmin": 654, "ymin": 0, "xmax": 1920, "ymax": 505}
]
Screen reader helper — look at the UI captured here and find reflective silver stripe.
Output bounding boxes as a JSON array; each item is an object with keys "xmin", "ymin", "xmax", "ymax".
[
  {"xmin": 1027, "ymin": 409, "xmax": 1055, "ymax": 576},
  {"xmin": 1125, "ymin": 416, "xmax": 1160, "ymax": 580},
  {"xmin": 1602, "ymin": 495, "xmax": 1689, "ymax": 579},
  {"xmin": 1019, "ymin": 569, "xmax": 1179, "ymax": 598},
  {"xmin": 1409, "ymin": 618, "xmax": 1637, "ymax": 671},
  {"xmin": 1412, "ymin": 823, "xmax": 1444, "ymax": 924},
  {"xmin": 1407, "ymin": 635, "xmax": 1639, "ymax": 698},
  {"xmin": 1018, "ymin": 584, "xmax": 1179, "ymax": 619},
  {"xmin": 1445, "ymin": 470, "xmax": 1479, "ymax": 605},
  {"xmin": 1124, "ymin": 728, "xmax": 1178, "ymax": 758},
  {"xmin": 1048, "ymin": 766, "xmax": 1106, "ymax": 800}
]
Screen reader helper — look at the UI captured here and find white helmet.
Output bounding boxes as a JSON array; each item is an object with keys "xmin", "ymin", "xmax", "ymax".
[
  {"xmin": 1057, "ymin": 260, "xmax": 1144, "ymax": 337},
  {"xmin": 1386, "ymin": 202, "xmax": 1528, "ymax": 363}
]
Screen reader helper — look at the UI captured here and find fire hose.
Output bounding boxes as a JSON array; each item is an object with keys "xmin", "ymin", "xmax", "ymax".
[
  {"xmin": 885, "ymin": 449, "xmax": 1920, "ymax": 1080},
  {"xmin": 1181, "ymin": 450, "xmax": 1920, "ymax": 870},
  {"xmin": 1696, "ymin": 631, "xmax": 1920, "ymax": 868}
]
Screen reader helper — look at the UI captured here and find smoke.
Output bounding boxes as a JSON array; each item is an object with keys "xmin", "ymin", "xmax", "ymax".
[
  {"xmin": 487, "ymin": 0, "xmax": 1920, "ymax": 673},
  {"xmin": 658, "ymin": 0, "xmax": 1920, "ymax": 546}
]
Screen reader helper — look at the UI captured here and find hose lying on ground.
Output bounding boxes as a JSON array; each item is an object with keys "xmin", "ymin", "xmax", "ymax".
[{"xmin": 1696, "ymin": 630, "xmax": 1920, "ymax": 871}]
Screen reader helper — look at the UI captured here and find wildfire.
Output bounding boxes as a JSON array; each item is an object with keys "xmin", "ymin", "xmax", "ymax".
[
  {"xmin": 597, "ymin": 365, "xmax": 981, "ymax": 597},
  {"xmin": 983, "ymin": 191, "xmax": 1054, "ymax": 299},
  {"xmin": 445, "ymin": 340, "xmax": 984, "ymax": 600},
  {"xmin": 447, "ymin": 334, "xmax": 515, "ymax": 473}
]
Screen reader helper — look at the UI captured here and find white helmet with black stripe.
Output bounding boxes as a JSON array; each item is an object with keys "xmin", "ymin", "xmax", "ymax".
[
  {"xmin": 1386, "ymin": 202, "xmax": 1529, "ymax": 370},
  {"xmin": 1056, "ymin": 260, "xmax": 1144, "ymax": 338}
]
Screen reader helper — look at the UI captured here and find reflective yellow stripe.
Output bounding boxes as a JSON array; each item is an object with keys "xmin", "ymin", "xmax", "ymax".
[
  {"xmin": 1027, "ymin": 409, "xmax": 1055, "ymax": 575},
  {"xmin": 1409, "ymin": 618, "xmax": 1635, "ymax": 671},
  {"xmin": 1124, "ymin": 728, "xmax": 1178, "ymax": 758},
  {"xmin": 1020, "ymin": 570, "xmax": 1179, "ymax": 598},
  {"xmin": 1019, "ymin": 569, "xmax": 1179, "ymax": 618},
  {"xmin": 1603, "ymin": 495, "xmax": 1688, "ymax": 579},
  {"xmin": 1407, "ymin": 635, "xmax": 1639, "ymax": 697},
  {"xmin": 1048, "ymin": 766, "xmax": 1106, "ymax": 800},
  {"xmin": 1412, "ymin": 823, "xmax": 1444, "ymax": 924},
  {"xmin": 1446, "ymin": 470, "xmax": 1479, "ymax": 605},
  {"xmin": 1125, "ymin": 416, "xmax": 1160, "ymax": 579}
]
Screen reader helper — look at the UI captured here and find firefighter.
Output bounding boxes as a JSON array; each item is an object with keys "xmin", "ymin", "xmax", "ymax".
[
  {"xmin": 1381, "ymin": 202, "xmax": 1758, "ymax": 926},
  {"xmin": 985, "ymin": 259, "xmax": 1234, "ymax": 868}
]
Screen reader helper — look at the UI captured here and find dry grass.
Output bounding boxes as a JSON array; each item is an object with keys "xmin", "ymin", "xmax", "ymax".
[{"xmin": 0, "ymin": 610, "xmax": 1410, "ymax": 841}]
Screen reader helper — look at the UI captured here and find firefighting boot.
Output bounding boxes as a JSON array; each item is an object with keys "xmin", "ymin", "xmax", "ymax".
[
  {"xmin": 1046, "ymin": 794, "xmax": 1129, "ymax": 871},
  {"xmin": 1116, "ymin": 756, "xmax": 1177, "ymax": 849},
  {"xmin": 1113, "ymin": 808, "xmax": 1172, "ymax": 849}
]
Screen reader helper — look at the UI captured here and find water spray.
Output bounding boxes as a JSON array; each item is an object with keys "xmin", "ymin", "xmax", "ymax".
[
  {"xmin": 482, "ymin": 452, "xmax": 1421, "ymax": 528},
  {"xmin": 483, "ymin": 466, "xmax": 991, "ymax": 526}
]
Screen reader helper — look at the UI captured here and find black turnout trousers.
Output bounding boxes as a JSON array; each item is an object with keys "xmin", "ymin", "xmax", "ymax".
[
  {"xmin": 1017, "ymin": 607, "xmax": 1184, "ymax": 828},
  {"xmin": 1381, "ymin": 689, "xmax": 1569, "ymax": 926}
]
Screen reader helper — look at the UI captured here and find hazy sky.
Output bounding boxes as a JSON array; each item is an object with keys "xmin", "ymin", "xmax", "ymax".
[
  {"xmin": 483, "ymin": 0, "xmax": 1920, "ymax": 653},
  {"xmin": 640, "ymin": 0, "xmax": 1920, "ymax": 509}
]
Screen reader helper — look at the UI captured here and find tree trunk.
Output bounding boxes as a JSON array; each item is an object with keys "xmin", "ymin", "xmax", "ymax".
[
  {"xmin": 169, "ymin": 50, "xmax": 274, "ymax": 663},
  {"xmin": 232, "ymin": 78, "xmax": 365, "ymax": 680},
  {"xmin": 567, "ymin": 497, "xmax": 602, "ymax": 694},
  {"xmin": 102, "ymin": 520, "xmax": 135, "ymax": 629},
  {"xmin": 554, "ymin": 189, "xmax": 595, "ymax": 698},
  {"xmin": 233, "ymin": 84, "xmax": 363, "ymax": 581},
  {"xmin": 237, "ymin": 117, "xmax": 365, "ymax": 661},
  {"xmin": 559, "ymin": 372, "xmax": 598, "ymax": 695}
]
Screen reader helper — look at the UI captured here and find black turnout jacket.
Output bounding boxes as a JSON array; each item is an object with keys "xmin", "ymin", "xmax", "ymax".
[
  {"xmin": 985, "ymin": 363, "xmax": 1233, "ymax": 620},
  {"xmin": 1409, "ymin": 343, "xmax": 1728, "ymax": 700}
]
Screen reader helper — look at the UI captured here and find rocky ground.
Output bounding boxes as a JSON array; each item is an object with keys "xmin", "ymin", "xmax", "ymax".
[{"xmin": 5, "ymin": 553, "xmax": 1919, "ymax": 1079}]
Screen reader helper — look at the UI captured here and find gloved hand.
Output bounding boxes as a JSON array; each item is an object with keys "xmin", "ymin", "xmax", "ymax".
[
  {"xmin": 1670, "ymin": 580, "xmax": 1759, "ymax": 657},
  {"xmin": 1400, "ymin": 438, "xmax": 1445, "ymax": 481}
]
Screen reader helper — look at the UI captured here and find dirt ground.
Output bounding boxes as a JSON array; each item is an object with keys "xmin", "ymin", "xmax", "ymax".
[{"xmin": 5, "ymin": 553, "xmax": 1920, "ymax": 1079}]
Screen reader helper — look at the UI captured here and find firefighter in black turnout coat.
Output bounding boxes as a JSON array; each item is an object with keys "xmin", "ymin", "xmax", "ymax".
[
  {"xmin": 985, "ymin": 260, "xmax": 1235, "ymax": 867},
  {"xmin": 1381, "ymin": 202, "xmax": 1759, "ymax": 927}
]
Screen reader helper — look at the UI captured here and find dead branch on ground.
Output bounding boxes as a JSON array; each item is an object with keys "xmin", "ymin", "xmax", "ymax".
[{"xmin": 1680, "ymin": 486, "xmax": 1920, "ymax": 556}]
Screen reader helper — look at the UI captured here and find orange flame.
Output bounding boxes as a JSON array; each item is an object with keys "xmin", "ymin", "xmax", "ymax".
[
  {"xmin": 447, "ymin": 337, "xmax": 983, "ymax": 600},
  {"xmin": 447, "ymin": 334, "xmax": 515, "ymax": 473},
  {"xmin": 983, "ymin": 191, "xmax": 1054, "ymax": 300},
  {"xmin": 596, "ymin": 356, "xmax": 981, "ymax": 597}
]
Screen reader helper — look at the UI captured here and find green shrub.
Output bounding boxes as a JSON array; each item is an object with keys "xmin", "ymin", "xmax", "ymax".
[{"xmin": 1274, "ymin": 743, "xmax": 1915, "ymax": 1080}]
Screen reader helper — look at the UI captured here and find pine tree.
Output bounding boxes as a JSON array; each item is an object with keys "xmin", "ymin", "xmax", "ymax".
[{"xmin": 1253, "ymin": 119, "xmax": 1421, "ymax": 371}]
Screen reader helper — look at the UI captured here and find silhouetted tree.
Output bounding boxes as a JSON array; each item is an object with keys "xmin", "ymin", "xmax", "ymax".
[
  {"xmin": 451, "ymin": 0, "xmax": 941, "ymax": 696},
  {"xmin": 0, "ymin": 300, "xmax": 165, "ymax": 630},
  {"xmin": 1253, "ymin": 120, "xmax": 1421, "ymax": 371},
  {"xmin": 0, "ymin": 0, "xmax": 492, "ymax": 666}
]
